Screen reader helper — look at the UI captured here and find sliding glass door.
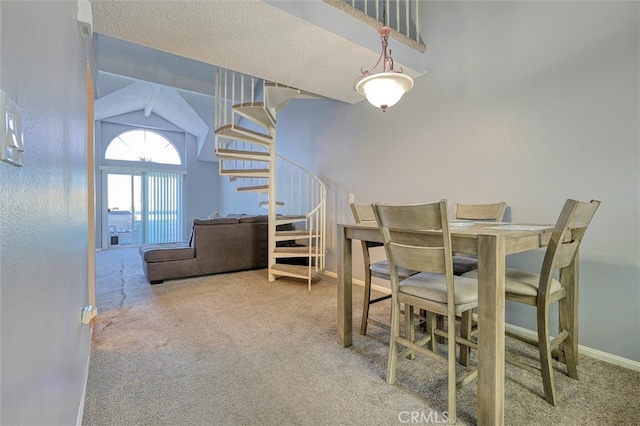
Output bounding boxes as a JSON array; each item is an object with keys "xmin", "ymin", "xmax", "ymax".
[
  {"xmin": 107, "ymin": 173, "xmax": 141, "ymax": 247},
  {"xmin": 105, "ymin": 171, "xmax": 183, "ymax": 247}
]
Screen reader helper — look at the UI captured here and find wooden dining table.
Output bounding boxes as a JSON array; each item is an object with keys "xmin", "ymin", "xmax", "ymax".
[{"xmin": 336, "ymin": 221, "xmax": 555, "ymax": 426}]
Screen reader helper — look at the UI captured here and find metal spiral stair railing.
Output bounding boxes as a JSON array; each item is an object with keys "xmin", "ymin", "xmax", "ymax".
[
  {"xmin": 214, "ymin": 69, "xmax": 326, "ymax": 289},
  {"xmin": 325, "ymin": 0, "xmax": 425, "ymax": 52}
]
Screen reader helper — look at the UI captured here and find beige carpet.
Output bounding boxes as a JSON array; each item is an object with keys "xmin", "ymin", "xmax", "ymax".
[{"xmin": 83, "ymin": 248, "xmax": 639, "ymax": 425}]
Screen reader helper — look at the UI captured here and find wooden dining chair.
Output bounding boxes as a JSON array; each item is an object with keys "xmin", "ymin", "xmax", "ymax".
[
  {"xmin": 438, "ymin": 202, "xmax": 506, "ymax": 358},
  {"xmin": 452, "ymin": 202, "xmax": 507, "ymax": 275},
  {"xmin": 350, "ymin": 202, "xmax": 418, "ymax": 335},
  {"xmin": 463, "ymin": 199, "xmax": 600, "ymax": 406},
  {"xmin": 372, "ymin": 200, "xmax": 479, "ymax": 424}
]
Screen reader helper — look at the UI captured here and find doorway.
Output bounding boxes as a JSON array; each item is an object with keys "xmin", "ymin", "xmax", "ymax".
[
  {"xmin": 104, "ymin": 170, "xmax": 184, "ymax": 248},
  {"xmin": 107, "ymin": 172, "xmax": 141, "ymax": 247}
]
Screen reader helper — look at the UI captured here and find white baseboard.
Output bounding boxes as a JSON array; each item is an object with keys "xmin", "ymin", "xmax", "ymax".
[
  {"xmin": 505, "ymin": 323, "xmax": 640, "ymax": 372},
  {"xmin": 76, "ymin": 354, "xmax": 91, "ymax": 426},
  {"xmin": 323, "ymin": 270, "xmax": 390, "ymax": 294},
  {"xmin": 323, "ymin": 271, "xmax": 639, "ymax": 371}
]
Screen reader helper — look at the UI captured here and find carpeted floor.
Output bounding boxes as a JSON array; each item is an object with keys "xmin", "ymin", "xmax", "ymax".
[{"xmin": 82, "ymin": 248, "xmax": 639, "ymax": 425}]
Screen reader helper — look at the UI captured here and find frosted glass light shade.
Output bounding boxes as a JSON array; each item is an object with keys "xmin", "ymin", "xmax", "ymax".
[{"xmin": 355, "ymin": 72, "xmax": 414, "ymax": 111}]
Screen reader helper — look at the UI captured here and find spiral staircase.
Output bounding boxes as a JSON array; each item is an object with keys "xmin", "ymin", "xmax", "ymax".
[{"xmin": 214, "ymin": 69, "xmax": 326, "ymax": 290}]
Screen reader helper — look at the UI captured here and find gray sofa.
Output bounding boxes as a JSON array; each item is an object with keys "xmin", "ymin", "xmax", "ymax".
[{"xmin": 139, "ymin": 215, "xmax": 269, "ymax": 284}]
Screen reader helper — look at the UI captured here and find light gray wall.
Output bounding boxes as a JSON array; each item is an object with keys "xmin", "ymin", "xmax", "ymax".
[
  {"xmin": 219, "ymin": 180, "xmax": 267, "ymax": 217},
  {"xmin": 276, "ymin": 1, "xmax": 639, "ymax": 361},
  {"xmin": 185, "ymin": 133, "xmax": 221, "ymax": 221},
  {"xmin": 0, "ymin": 1, "xmax": 91, "ymax": 424}
]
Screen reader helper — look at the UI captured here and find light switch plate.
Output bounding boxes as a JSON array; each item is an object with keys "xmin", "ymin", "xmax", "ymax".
[{"xmin": 1, "ymin": 90, "xmax": 25, "ymax": 167}]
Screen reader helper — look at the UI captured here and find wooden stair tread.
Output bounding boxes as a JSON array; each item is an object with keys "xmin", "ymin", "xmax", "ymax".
[
  {"xmin": 216, "ymin": 148, "xmax": 270, "ymax": 161},
  {"xmin": 265, "ymin": 83, "xmax": 300, "ymax": 111},
  {"xmin": 273, "ymin": 246, "xmax": 315, "ymax": 254},
  {"xmin": 270, "ymin": 263, "xmax": 322, "ymax": 279},
  {"xmin": 275, "ymin": 215, "xmax": 307, "ymax": 224},
  {"xmin": 232, "ymin": 102, "xmax": 276, "ymax": 129},
  {"xmin": 220, "ymin": 168, "xmax": 270, "ymax": 175},
  {"xmin": 260, "ymin": 201, "xmax": 285, "ymax": 207},
  {"xmin": 236, "ymin": 101, "xmax": 265, "ymax": 108},
  {"xmin": 236, "ymin": 185, "xmax": 269, "ymax": 192},
  {"xmin": 275, "ymin": 230, "xmax": 316, "ymax": 237},
  {"xmin": 265, "ymin": 82, "xmax": 299, "ymax": 90},
  {"xmin": 215, "ymin": 124, "xmax": 273, "ymax": 146},
  {"xmin": 274, "ymin": 235, "xmax": 319, "ymax": 243}
]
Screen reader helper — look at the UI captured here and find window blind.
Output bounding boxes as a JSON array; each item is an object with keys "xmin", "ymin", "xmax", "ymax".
[{"xmin": 144, "ymin": 172, "xmax": 183, "ymax": 243}]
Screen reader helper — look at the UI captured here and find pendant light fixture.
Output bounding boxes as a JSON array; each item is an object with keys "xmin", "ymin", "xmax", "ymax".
[{"xmin": 354, "ymin": 26, "xmax": 414, "ymax": 112}]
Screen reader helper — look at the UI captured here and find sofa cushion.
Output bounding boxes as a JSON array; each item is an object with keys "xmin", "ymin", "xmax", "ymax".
[
  {"xmin": 140, "ymin": 243, "xmax": 195, "ymax": 263},
  {"xmin": 194, "ymin": 218, "xmax": 239, "ymax": 225},
  {"xmin": 239, "ymin": 215, "xmax": 269, "ymax": 223}
]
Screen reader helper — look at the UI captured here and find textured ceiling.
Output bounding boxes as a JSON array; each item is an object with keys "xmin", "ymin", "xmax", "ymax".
[{"xmin": 90, "ymin": 0, "xmax": 424, "ymax": 105}]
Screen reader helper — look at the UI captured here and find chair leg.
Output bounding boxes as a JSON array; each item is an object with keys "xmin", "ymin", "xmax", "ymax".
[
  {"xmin": 418, "ymin": 308, "xmax": 428, "ymax": 332},
  {"xmin": 459, "ymin": 310, "xmax": 473, "ymax": 367},
  {"xmin": 436, "ymin": 315, "xmax": 446, "ymax": 343},
  {"xmin": 405, "ymin": 305, "xmax": 416, "ymax": 360},
  {"xmin": 537, "ymin": 304, "xmax": 558, "ymax": 406},
  {"xmin": 559, "ymin": 294, "xmax": 578, "ymax": 379},
  {"xmin": 559, "ymin": 264, "xmax": 579, "ymax": 379},
  {"xmin": 447, "ymin": 312, "xmax": 457, "ymax": 424},
  {"xmin": 360, "ymin": 271, "xmax": 373, "ymax": 335},
  {"xmin": 426, "ymin": 312, "xmax": 437, "ymax": 352},
  {"xmin": 386, "ymin": 296, "xmax": 401, "ymax": 385}
]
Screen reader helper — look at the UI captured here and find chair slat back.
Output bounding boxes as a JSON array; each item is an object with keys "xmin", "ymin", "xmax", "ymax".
[
  {"xmin": 567, "ymin": 200, "xmax": 600, "ymax": 230},
  {"xmin": 372, "ymin": 201, "xmax": 452, "ymax": 276},
  {"xmin": 374, "ymin": 202, "xmax": 445, "ymax": 231},
  {"xmin": 387, "ymin": 242, "xmax": 447, "ymax": 273},
  {"xmin": 454, "ymin": 202, "xmax": 507, "ymax": 221},
  {"xmin": 350, "ymin": 202, "xmax": 383, "ymax": 252},
  {"xmin": 554, "ymin": 241, "xmax": 580, "ymax": 269},
  {"xmin": 539, "ymin": 199, "xmax": 600, "ymax": 294},
  {"xmin": 350, "ymin": 203, "xmax": 376, "ymax": 223}
]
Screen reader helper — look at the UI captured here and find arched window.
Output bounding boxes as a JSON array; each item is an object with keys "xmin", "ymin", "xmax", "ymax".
[{"xmin": 105, "ymin": 129, "xmax": 181, "ymax": 165}]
